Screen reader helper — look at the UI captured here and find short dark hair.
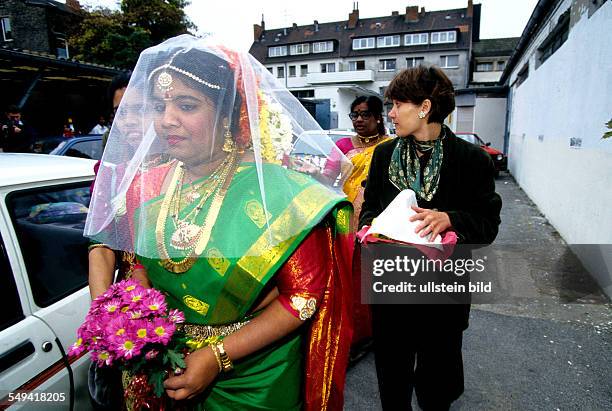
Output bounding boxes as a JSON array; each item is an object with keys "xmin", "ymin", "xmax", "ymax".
[
  {"xmin": 7, "ymin": 104, "xmax": 21, "ymax": 114},
  {"xmin": 385, "ymin": 66, "xmax": 455, "ymax": 124},
  {"xmin": 108, "ymin": 72, "xmax": 132, "ymax": 106},
  {"xmin": 350, "ymin": 95, "xmax": 386, "ymax": 135}
]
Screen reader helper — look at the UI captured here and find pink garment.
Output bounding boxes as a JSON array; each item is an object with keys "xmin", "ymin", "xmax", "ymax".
[{"xmin": 356, "ymin": 226, "xmax": 458, "ymax": 261}]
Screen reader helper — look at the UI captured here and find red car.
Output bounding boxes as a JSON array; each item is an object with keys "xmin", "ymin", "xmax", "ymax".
[{"xmin": 455, "ymin": 132, "xmax": 507, "ymax": 176}]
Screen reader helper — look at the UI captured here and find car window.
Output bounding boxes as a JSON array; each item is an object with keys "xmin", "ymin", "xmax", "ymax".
[
  {"xmin": 65, "ymin": 139, "xmax": 103, "ymax": 160},
  {"xmin": 457, "ymin": 134, "xmax": 479, "ymax": 145},
  {"xmin": 7, "ymin": 182, "xmax": 92, "ymax": 308},
  {"xmin": 0, "ymin": 235, "xmax": 24, "ymax": 331}
]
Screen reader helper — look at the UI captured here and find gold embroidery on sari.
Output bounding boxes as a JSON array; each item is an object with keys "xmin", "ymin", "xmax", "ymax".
[
  {"xmin": 237, "ymin": 184, "xmax": 337, "ymax": 282},
  {"xmin": 290, "ymin": 294, "xmax": 317, "ymax": 321},
  {"xmin": 335, "ymin": 207, "xmax": 351, "ymax": 233},
  {"xmin": 245, "ymin": 199, "xmax": 271, "ymax": 229},
  {"xmin": 287, "ymin": 171, "xmax": 311, "ymax": 186},
  {"xmin": 206, "ymin": 247, "xmax": 230, "ymax": 276},
  {"xmin": 183, "ymin": 295, "xmax": 209, "ymax": 316}
]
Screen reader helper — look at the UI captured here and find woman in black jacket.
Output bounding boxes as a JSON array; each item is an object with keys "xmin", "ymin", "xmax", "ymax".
[{"xmin": 360, "ymin": 66, "xmax": 502, "ymax": 410}]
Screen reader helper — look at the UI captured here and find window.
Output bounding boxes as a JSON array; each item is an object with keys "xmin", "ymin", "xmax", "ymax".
[
  {"xmin": 352, "ymin": 37, "xmax": 375, "ymax": 50},
  {"xmin": 516, "ymin": 63, "xmax": 529, "ymax": 87},
  {"xmin": 406, "ymin": 57, "xmax": 424, "ymax": 68},
  {"xmin": 379, "ymin": 59, "xmax": 396, "ymax": 71},
  {"xmin": 291, "ymin": 89, "xmax": 315, "ymax": 98},
  {"xmin": 56, "ymin": 37, "xmax": 69, "ymax": 59},
  {"xmin": 404, "ymin": 33, "xmax": 428, "ymax": 46},
  {"xmin": 1, "ymin": 17, "xmax": 13, "ymax": 41},
  {"xmin": 348, "ymin": 60, "xmax": 365, "ymax": 71},
  {"xmin": 266, "ymin": 67, "xmax": 273, "ymax": 74},
  {"xmin": 497, "ymin": 61, "xmax": 506, "ymax": 71},
  {"xmin": 440, "ymin": 55, "xmax": 459, "ymax": 68},
  {"xmin": 476, "ymin": 62, "xmax": 494, "ymax": 72},
  {"xmin": 277, "ymin": 66, "xmax": 285, "ymax": 78},
  {"xmin": 538, "ymin": 10, "xmax": 569, "ymax": 66},
  {"xmin": 288, "ymin": 65, "xmax": 296, "ymax": 77},
  {"xmin": 289, "ymin": 43, "xmax": 310, "ymax": 55},
  {"xmin": 268, "ymin": 46, "xmax": 287, "ymax": 57},
  {"xmin": 64, "ymin": 139, "xmax": 103, "ymax": 160},
  {"xmin": 320, "ymin": 63, "xmax": 335, "ymax": 73},
  {"xmin": 300, "ymin": 64, "xmax": 308, "ymax": 77},
  {"xmin": 8, "ymin": 183, "xmax": 91, "ymax": 307},
  {"xmin": 0, "ymin": 235, "xmax": 23, "ymax": 331},
  {"xmin": 431, "ymin": 31, "xmax": 456, "ymax": 44},
  {"xmin": 377, "ymin": 35, "xmax": 400, "ymax": 48},
  {"xmin": 312, "ymin": 41, "xmax": 333, "ymax": 53}
]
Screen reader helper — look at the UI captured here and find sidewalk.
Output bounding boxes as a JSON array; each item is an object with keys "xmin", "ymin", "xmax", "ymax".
[{"xmin": 344, "ymin": 172, "xmax": 612, "ymax": 410}]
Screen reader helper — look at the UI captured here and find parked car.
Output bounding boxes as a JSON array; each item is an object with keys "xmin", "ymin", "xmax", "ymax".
[
  {"xmin": 455, "ymin": 132, "xmax": 507, "ymax": 176},
  {"xmin": 0, "ymin": 153, "xmax": 94, "ymax": 410},
  {"xmin": 49, "ymin": 135, "xmax": 104, "ymax": 161}
]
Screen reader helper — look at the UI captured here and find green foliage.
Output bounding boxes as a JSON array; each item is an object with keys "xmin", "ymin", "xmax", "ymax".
[
  {"xmin": 69, "ymin": 1, "xmax": 196, "ymax": 69},
  {"xmin": 603, "ymin": 118, "xmax": 612, "ymax": 139}
]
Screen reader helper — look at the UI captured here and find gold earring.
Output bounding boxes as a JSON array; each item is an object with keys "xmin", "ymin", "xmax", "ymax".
[
  {"xmin": 222, "ymin": 122, "xmax": 235, "ymax": 153},
  {"xmin": 418, "ymin": 111, "xmax": 426, "ymax": 119}
]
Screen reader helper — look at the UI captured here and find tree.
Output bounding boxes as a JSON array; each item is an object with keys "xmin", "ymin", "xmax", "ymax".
[{"xmin": 69, "ymin": 1, "xmax": 195, "ymax": 69}]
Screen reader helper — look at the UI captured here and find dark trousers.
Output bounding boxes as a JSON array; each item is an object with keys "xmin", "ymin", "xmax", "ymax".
[{"xmin": 372, "ymin": 304, "xmax": 466, "ymax": 411}]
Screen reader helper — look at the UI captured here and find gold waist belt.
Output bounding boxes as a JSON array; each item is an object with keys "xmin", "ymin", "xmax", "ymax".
[{"xmin": 178, "ymin": 320, "xmax": 250, "ymax": 342}]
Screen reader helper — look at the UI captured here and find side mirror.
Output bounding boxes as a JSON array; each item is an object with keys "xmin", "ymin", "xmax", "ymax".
[{"xmin": 485, "ymin": 142, "xmax": 491, "ymax": 146}]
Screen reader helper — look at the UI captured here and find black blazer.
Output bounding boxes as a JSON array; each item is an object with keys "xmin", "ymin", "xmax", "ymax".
[{"xmin": 359, "ymin": 131, "xmax": 502, "ymax": 245}]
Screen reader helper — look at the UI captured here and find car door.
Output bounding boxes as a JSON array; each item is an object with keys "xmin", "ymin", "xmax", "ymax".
[
  {"xmin": 1, "ymin": 180, "xmax": 94, "ymax": 410},
  {"xmin": 0, "ymin": 232, "xmax": 71, "ymax": 410}
]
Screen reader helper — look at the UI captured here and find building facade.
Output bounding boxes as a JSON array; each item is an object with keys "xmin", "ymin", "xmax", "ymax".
[
  {"xmin": 249, "ymin": 1, "xmax": 481, "ymax": 131},
  {"xmin": 501, "ymin": 0, "xmax": 612, "ymax": 297}
]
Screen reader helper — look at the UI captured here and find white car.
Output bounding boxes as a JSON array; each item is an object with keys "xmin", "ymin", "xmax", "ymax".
[{"xmin": 0, "ymin": 153, "xmax": 94, "ymax": 410}]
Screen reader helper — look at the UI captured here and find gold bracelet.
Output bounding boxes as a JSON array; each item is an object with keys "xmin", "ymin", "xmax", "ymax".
[
  {"xmin": 210, "ymin": 344, "xmax": 222, "ymax": 373},
  {"xmin": 88, "ymin": 243, "xmax": 112, "ymax": 252},
  {"xmin": 215, "ymin": 341, "xmax": 233, "ymax": 372}
]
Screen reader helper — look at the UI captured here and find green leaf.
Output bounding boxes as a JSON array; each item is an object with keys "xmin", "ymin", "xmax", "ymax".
[{"xmin": 167, "ymin": 349, "xmax": 186, "ymax": 369}]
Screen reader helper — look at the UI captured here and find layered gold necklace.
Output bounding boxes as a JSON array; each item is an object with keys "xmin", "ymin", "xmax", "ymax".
[{"xmin": 155, "ymin": 152, "xmax": 239, "ymax": 274}]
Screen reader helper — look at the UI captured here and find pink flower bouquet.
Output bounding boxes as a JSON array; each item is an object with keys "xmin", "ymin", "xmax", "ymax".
[{"xmin": 70, "ymin": 279, "xmax": 187, "ymax": 397}]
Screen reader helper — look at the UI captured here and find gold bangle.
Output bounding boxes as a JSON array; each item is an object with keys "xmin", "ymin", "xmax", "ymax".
[
  {"xmin": 88, "ymin": 243, "xmax": 111, "ymax": 252},
  {"xmin": 215, "ymin": 341, "xmax": 233, "ymax": 372},
  {"xmin": 210, "ymin": 344, "xmax": 222, "ymax": 373}
]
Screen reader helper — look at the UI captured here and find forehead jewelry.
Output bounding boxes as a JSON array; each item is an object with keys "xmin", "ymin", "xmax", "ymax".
[{"xmin": 157, "ymin": 71, "xmax": 174, "ymax": 98}]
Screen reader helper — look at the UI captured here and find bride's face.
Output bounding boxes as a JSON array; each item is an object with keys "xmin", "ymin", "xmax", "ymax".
[{"xmin": 152, "ymin": 75, "xmax": 221, "ymax": 166}]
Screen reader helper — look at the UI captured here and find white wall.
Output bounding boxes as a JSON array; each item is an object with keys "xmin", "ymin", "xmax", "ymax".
[
  {"xmin": 474, "ymin": 97, "xmax": 507, "ymax": 150},
  {"xmin": 507, "ymin": 0, "xmax": 612, "ymax": 296}
]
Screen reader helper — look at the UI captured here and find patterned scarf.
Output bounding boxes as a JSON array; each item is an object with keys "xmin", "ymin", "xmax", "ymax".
[{"xmin": 388, "ymin": 125, "xmax": 446, "ymax": 201}]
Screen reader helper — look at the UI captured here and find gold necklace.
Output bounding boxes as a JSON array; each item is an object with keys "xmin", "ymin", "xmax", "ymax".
[
  {"xmin": 357, "ymin": 133, "xmax": 379, "ymax": 145},
  {"xmin": 155, "ymin": 152, "xmax": 239, "ymax": 274}
]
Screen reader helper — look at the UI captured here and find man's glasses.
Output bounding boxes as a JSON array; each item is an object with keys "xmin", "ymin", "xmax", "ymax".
[{"xmin": 348, "ymin": 111, "xmax": 373, "ymax": 120}]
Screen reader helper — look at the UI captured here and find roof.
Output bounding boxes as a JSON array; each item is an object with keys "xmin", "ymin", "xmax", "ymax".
[
  {"xmin": 473, "ymin": 37, "xmax": 519, "ymax": 57},
  {"xmin": 24, "ymin": 0, "xmax": 79, "ymax": 15},
  {"xmin": 249, "ymin": 5, "xmax": 480, "ymax": 63},
  {"xmin": 0, "ymin": 45, "xmax": 126, "ymax": 74},
  {"xmin": 0, "ymin": 154, "xmax": 95, "ymax": 187},
  {"xmin": 500, "ymin": 0, "xmax": 557, "ymax": 84}
]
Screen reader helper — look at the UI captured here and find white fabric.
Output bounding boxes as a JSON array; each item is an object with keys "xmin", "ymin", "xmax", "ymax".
[{"xmin": 363, "ymin": 189, "xmax": 443, "ymax": 250}]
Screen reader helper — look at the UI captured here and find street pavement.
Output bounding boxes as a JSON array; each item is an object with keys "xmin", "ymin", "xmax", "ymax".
[{"xmin": 344, "ymin": 172, "xmax": 612, "ymax": 410}]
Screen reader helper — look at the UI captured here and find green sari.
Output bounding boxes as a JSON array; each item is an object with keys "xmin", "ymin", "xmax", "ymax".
[{"xmin": 131, "ymin": 162, "xmax": 347, "ymax": 410}]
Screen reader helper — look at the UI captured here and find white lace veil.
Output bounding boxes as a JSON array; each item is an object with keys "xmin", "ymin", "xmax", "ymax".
[{"xmin": 84, "ymin": 35, "xmax": 351, "ymax": 260}]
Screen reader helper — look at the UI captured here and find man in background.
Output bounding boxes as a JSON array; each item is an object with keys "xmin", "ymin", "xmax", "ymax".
[{"xmin": 1, "ymin": 105, "xmax": 33, "ymax": 152}]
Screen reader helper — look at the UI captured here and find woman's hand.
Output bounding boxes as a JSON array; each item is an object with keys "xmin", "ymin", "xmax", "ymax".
[
  {"xmin": 163, "ymin": 346, "xmax": 220, "ymax": 401},
  {"xmin": 409, "ymin": 205, "xmax": 451, "ymax": 241}
]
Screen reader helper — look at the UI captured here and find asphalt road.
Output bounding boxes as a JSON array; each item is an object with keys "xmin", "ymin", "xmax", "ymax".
[{"xmin": 344, "ymin": 172, "xmax": 612, "ymax": 410}]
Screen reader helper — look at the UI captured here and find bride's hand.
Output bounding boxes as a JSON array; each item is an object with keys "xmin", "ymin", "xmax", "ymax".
[{"xmin": 163, "ymin": 346, "xmax": 220, "ymax": 401}]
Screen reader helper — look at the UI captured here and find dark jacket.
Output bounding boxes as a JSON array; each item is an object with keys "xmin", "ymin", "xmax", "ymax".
[
  {"xmin": 359, "ymin": 130, "xmax": 502, "ymax": 331},
  {"xmin": 359, "ymin": 131, "xmax": 502, "ymax": 244}
]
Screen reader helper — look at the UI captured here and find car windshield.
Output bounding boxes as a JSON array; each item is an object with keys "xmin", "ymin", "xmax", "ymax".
[{"xmin": 457, "ymin": 134, "xmax": 481, "ymax": 145}]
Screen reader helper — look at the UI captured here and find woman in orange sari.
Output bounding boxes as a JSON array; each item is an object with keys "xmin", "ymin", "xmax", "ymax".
[{"xmin": 336, "ymin": 96, "xmax": 391, "ymax": 349}]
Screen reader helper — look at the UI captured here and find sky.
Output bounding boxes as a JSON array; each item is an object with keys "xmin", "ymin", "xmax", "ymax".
[{"xmin": 76, "ymin": 0, "xmax": 539, "ymax": 51}]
